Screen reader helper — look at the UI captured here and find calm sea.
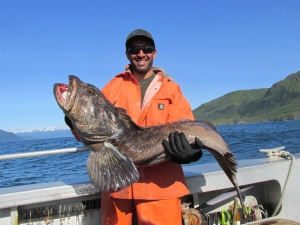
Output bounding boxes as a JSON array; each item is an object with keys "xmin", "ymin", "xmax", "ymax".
[{"xmin": 0, "ymin": 120, "xmax": 299, "ymax": 188}]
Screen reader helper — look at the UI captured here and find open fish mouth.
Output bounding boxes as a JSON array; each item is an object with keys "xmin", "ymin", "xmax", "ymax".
[{"xmin": 53, "ymin": 75, "xmax": 78, "ymax": 111}]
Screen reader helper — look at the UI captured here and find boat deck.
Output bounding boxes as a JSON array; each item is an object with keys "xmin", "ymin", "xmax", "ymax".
[{"xmin": 0, "ymin": 151, "xmax": 299, "ymax": 224}]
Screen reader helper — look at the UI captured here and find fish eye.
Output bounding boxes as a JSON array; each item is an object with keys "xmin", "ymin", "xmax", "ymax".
[{"xmin": 87, "ymin": 87, "xmax": 96, "ymax": 95}]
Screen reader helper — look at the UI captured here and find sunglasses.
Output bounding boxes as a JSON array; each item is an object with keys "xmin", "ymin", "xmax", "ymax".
[{"xmin": 127, "ymin": 45, "xmax": 155, "ymax": 55}]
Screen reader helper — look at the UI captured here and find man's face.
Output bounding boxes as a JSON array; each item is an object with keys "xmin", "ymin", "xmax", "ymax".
[{"xmin": 126, "ymin": 38, "xmax": 157, "ymax": 75}]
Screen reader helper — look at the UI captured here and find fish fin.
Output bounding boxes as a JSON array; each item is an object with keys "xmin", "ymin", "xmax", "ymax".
[
  {"xmin": 224, "ymin": 152, "xmax": 238, "ymax": 173},
  {"xmin": 209, "ymin": 150, "xmax": 238, "ymax": 182},
  {"xmin": 116, "ymin": 107, "xmax": 147, "ymax": 131},
  {"xmin": 86, "ymin": 142, "xmax": 140, "ymax": 192},
  {"xmin": 211, "ymin": 151, "xmax": 246, "ymax": 210}
]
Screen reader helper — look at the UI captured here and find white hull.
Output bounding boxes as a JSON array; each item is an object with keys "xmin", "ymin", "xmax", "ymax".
[{"xmin": 0, "ymin": 149, "xmax": 299, "ymax": 224}]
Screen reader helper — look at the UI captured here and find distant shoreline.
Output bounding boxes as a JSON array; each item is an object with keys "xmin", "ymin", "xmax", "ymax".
[{"xmin": 214, "ymin": 118, "xmax": 300, "ymax": 126}]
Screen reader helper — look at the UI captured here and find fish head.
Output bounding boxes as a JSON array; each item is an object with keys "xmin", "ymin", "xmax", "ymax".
[{"xmin": 54, "ymin": 75, "xmax": 122, "ymax": 143}]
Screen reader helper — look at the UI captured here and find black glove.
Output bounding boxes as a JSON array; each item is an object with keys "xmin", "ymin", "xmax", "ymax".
[
  {"xmin": 162, "ymin": 132, "xmax": 203, "ymax": 164},
  {"xmin": 64, "ymin": 115, "xmax": 74, "ymax": 129}
]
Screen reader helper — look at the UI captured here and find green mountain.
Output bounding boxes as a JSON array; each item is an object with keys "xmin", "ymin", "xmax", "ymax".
[
  {"xmin": 193, "ymin": 71, "xmax": 300, "ymax": 124},
  {"xmin": 0, "ymin": 129, "xmax": 22, "ymax": 142}
]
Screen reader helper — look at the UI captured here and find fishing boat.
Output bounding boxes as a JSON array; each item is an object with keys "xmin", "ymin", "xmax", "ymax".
[{"xmin": 0, "ymin": 146, "xmax": 299, "ymax": 224}]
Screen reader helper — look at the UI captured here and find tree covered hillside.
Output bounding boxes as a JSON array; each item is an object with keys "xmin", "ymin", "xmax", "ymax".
[{"xmin": 193, "ymin": 71, "xmax": 300, "ymax": 124}]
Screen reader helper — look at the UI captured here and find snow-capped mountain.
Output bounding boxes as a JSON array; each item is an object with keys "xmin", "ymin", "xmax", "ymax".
[
  {"xmin": 10, "ymin": 126, "xmax": 69, "ymax": 134},
  {"xmin": 6, "ymin": 127, "xmax": 73, "ymax": 140}
]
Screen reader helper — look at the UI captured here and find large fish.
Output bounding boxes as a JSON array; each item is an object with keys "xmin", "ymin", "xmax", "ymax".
[{"xmin": 53, "ymin": 75, "xmax": 245, "ymax": 213}]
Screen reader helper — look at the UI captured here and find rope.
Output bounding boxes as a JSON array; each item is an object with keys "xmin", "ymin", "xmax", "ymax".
[{"xmin": 271, "ymin": 151, "xmax": 295, "ymax": 216}]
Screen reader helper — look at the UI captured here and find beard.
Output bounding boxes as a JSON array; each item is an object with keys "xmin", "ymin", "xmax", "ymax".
[{"xmin": 130, "ymin": 57, "xmax": 154, "ymax": 75}]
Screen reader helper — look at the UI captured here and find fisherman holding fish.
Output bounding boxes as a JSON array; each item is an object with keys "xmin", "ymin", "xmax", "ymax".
[{"xmin": 64, "ymin": 29, "xmax": 203, "ymax": 225}]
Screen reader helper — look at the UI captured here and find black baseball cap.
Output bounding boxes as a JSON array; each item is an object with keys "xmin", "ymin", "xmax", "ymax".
[{"xmin": 125, "ymin": 29, "xmax": 155, "ymax": 48}]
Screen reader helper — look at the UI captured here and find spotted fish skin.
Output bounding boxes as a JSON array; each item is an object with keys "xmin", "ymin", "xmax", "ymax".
[{"xmin": 53, "ymin": 75, "xmax": 245, "ymax": 214}]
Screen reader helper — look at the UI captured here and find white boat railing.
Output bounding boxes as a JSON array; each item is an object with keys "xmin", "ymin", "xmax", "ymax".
[
  {"xmin": 0, "ymin": 147, "xmax": 89, "ymax": 160},
  {"xmin": 0, "ymin": 149, "xmax": 300, "ymax": 224}
]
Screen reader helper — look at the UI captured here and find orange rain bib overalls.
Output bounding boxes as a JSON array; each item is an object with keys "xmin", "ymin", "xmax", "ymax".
[{"xmin": 100, "ymin": 66, "xmax": 194, "ymax": 225}]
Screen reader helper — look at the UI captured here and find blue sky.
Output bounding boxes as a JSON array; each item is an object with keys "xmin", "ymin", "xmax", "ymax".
[{"xmin": 1, "ymin": 1, "xmax": 299, "ymax": 131}]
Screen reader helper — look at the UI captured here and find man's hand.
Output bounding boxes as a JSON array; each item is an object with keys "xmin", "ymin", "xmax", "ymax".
[{"xmin": 162, "ymin": 132, "xmax": 203, "ymax": 164}]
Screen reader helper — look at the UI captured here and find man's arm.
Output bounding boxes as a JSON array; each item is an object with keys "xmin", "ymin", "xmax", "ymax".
[
  {"xmin": 166, "ymin": 84, "xmax": 194, "ymax": 122},
  {"xmin": 163, "ymin": 83, "xmax": 202, "ymax": 164}
]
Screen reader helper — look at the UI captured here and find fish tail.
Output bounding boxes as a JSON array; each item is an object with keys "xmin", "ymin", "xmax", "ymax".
[
  {"xmin": 87, "ymin": 142, "xmax": 140, "ymax": 191},
  {"xmin": 230, "ymin": 177, "xmax": 247, "ymax": 218},
  {"xmin": 224, "ymin": 152, "xmax": 238, "ymax": 173},
  {"xmin": 216, "ymin": 152, "xmax": 247, "ymax": 217},
  {"xmin": 225, "ymin": 153, "xmax": 247, "ymax": 218}
]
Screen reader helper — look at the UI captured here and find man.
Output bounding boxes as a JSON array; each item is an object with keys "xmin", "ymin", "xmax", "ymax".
[{"xmin": 65, "ymin": 29, "xmax": 202, "ymax": 225}]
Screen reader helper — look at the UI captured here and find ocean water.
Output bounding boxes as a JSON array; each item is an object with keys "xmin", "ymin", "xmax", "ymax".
[{"xmin": 0, "ymin": 120, "xmax": 299, "ymax": 188}]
